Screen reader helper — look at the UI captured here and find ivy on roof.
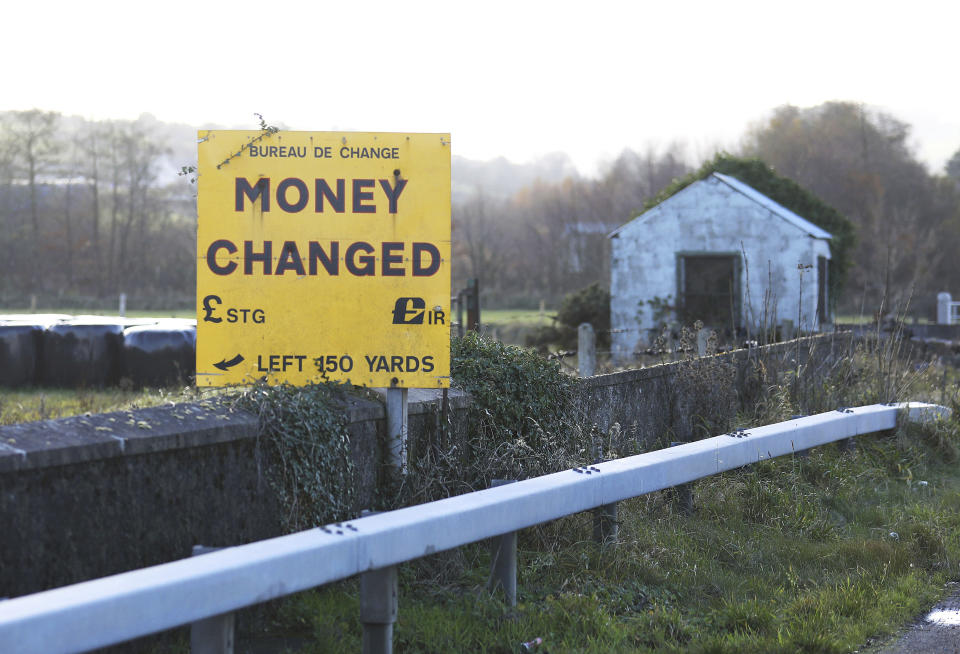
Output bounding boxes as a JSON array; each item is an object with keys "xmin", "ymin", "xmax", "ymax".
[{"xmin": 641, "ymin": 153, "xmax": 855, "ymax": 303}]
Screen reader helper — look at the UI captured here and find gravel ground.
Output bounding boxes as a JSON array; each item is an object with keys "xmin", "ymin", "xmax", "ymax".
[{"xmin": 872, "ymin": 583, "xmax": 960, "ymax": 654}]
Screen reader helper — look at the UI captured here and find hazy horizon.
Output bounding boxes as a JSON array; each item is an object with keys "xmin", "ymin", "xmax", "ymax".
[{"xmin": 5, "ymin": 0, "xmax": 958, "ymax": 178}]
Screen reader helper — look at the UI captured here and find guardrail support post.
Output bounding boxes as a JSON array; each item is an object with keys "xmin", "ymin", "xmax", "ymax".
[
  {"xmin": 790, "ymin": 417, "xmax": 810, "ymax": 458},
  {"xmin": 190, "ymin": 546, "xmax": 234, "ymax": 654},
  {"xmin": 669, "ymin": 442, "xmax": 694, "ymax": 515},
  {"xmin": 589, "ymin": 457, "xmax": 619, "ymax": 545},
  {"xmin": 191, "ymin": 613, "xmax": 235, "ymax": 654},
  {"xmin": 360, "ymin": 565, "xmax": 398, "ymax": 654},
  {"xmin": 488, "ymin": 479, "xmax": 518, "ymax": 606},
  {"xmin": 593, "ymin": 502, "xmax": 619, "ymax": 545}
]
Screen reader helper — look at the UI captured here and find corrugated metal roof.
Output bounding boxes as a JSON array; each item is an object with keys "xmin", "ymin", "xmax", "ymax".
[
  {"xmin": 712, "ymin": 173, "xmax": 833, "ymax": 239},
  {"xmin": 608, "ymin": 173, "xmax": 834, "ymax": 240}
]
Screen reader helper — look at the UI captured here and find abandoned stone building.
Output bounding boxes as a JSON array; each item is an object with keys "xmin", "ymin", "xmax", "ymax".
[{"xmin": 609, "ymin": 172, "xmax": 832, "ymax": 363}]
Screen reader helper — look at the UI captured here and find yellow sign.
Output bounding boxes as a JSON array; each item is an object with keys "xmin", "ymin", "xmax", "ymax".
[{"xmin": 196, "ymin": 130, "xmax": 451, "ymax": 388}]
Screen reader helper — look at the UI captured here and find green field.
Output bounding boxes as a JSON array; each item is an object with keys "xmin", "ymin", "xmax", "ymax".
[{"xmin": 481, "ymin": 308, "xmax": 554, "ymax": 326}]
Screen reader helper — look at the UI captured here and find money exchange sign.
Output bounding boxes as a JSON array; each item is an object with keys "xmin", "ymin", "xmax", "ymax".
[{"xmin": 196, "ymin": 131, "xmax": 451, "ymax": 388}]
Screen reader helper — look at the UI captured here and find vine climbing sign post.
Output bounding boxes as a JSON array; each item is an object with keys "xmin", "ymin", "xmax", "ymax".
[{"xmin": 196, "ymin": 130, "xmax": 452, "ymax": 477}]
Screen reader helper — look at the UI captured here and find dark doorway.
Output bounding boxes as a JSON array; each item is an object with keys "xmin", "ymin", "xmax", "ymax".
[{"xmin": 679, "ymin": 254, "xmax": 740, "ymax": 330}]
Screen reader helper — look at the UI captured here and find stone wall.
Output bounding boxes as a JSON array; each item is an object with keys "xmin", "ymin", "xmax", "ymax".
[
  {"xmin": 0, "ymin": 389, "xmax": 472, "ymax": 599},
  {"xmin": 0, "ymin": 404, "xmax": 270, "ymax": 599},
  {"xmin": 579, "ymin": 332, "xmax": 856, "ymax": 446}
]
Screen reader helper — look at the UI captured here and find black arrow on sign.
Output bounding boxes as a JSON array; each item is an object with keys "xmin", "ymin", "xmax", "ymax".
[{"xmin": 213, "ymin": 354, "xmax": 244, "ymax": 371}]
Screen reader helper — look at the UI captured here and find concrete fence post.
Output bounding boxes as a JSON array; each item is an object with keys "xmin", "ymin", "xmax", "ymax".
[
  {"xmin": 488, "ymin": 479, "xmax": 518, "ymax": 606},
  {"xmin": 696, "ymin": 328, "xmax": 711, "ymax": 357},
  {"xmin": 118, "ymin": 293, "xmax": 127, "ymax": 317},
  {"xmin": 578, "ymin": 323, "xmax": 596, "ymax": 377},
  {"xmin": 190, "ymin": 546, "xmax": 234, "ymax": 654},
  {"xmin": 938, "ymin": 292, "xmax": 953, "ymax": 325},
  {"xmin": 780, "ymin": 319, "xmax": 795, "ymax": 341},
  {"xmin": 466, "ymin": 278, "xmax": 480, "ymax": 332},
  {"xmin": 455, "ymin": 292, "xmax": 465, "ymax": 338}
]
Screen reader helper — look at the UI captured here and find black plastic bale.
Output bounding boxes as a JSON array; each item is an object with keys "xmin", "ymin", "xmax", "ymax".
[
  {"xmin": 40, "ymin": 322, "xmax": 125, "ymax": 388},
  {"xmin": 122, "ymin": 323, "xmax": 196, "ymax": 388},
  {"xmin": 0, "ymin": 324, "xmax": 43, "ymax": 387}
]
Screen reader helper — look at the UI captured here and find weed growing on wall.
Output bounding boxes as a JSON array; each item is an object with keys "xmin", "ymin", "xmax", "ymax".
[
  {"xmin": 670, "ymin": 328, "xmax": 738, "ymax": 442},
  {"xmin": 452, "ymin": 332, "xmax": 578, "ymax": 446},
  {"xmin": 236, "ymin": 381, "xmax": 356, "ymax": 531},
  {"xmin": 398, "ymin": 333, "xmax": 589, "ymax": 509},
  {"xmin": 742, "ymin": 331, "xmax": 942, "ymax": 429}
]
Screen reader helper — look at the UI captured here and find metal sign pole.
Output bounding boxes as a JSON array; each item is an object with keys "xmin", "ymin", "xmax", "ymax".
[{"xmin": 386, "ymin": 387, "xmax": 408, "ymax": 474}]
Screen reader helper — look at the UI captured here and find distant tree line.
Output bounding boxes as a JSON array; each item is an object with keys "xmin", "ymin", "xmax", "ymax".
[
  {"xmin": 452, "ymin": 144, "xmax": 691, "ymax": 306},
  {"xmin": 0, "ymin": 110, "xmax": 195, "ymax": 308},
  {"xmin": 2, "ymin": 103, "xmax": 959, "ymax": 318},
  {"xmin": 743, "ymin": 102, "xmax": 960, "ymax": 317},
  {"xmin": 455, "ymin": 101, "xmax": 960, "ymax": 317}
]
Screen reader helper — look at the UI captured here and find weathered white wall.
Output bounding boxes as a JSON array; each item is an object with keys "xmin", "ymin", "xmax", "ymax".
[{"xmin": 610, "ymin": 176, "xmax": 830, "ymax": 363}]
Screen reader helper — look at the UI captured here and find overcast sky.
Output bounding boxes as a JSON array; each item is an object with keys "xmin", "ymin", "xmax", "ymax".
[{"xmin": 5, "ymin": 0, "xmax": 958, "ymax": 176}]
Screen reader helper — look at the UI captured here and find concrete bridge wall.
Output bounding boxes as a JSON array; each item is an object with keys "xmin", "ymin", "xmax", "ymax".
[{"xmin": 0, "ymin": 333, "xmax": 859, "ymax": 599}]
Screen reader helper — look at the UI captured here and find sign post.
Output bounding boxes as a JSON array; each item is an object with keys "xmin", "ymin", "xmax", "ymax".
[{"xmin": 196, "ymin": 130, "xmax": 451, "ymax": 471}]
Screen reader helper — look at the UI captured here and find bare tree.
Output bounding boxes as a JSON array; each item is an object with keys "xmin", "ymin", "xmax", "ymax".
[
  {"xmin": 4, "ymin": 110, "xmax": 61, "ymax": 279},
  {"xmin": 743, "ymin": 102, "xmax": 951, "ymax": 314},
  {"xmin": 451, "ymin": 144, "xmax": 692, "ymax": 306},
  {"xmin": 0, "ymin": 111, "xmax": 194, "ymax": 306},
  {"xmin": 77, "ymin": 121, "xmax": 109, "ymax": 293}
]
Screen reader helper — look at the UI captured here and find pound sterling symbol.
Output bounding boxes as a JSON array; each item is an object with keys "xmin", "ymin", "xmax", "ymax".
[{"xmin": 202, "ymin": 294, "xmax": 222, "ymax": 323}]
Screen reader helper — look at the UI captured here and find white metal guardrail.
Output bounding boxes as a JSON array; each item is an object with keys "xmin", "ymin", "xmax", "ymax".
[{"xmin": 0, "ymin": 402, "xmax": 950, "ymax": 653}]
